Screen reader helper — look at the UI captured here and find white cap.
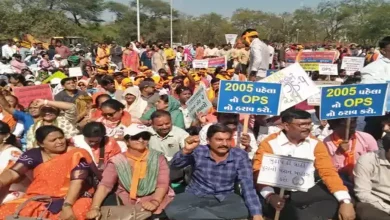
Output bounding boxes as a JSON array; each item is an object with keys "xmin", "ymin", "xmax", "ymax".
[{"xmin": 124, "ymin": 124, "xmax": 152, "ymax": 136}]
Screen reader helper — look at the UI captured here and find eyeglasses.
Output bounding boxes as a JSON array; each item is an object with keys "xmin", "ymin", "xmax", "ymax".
[
  {"xmin": 289, "ymin": 122, "xmax": 313, "ymax": 128},
  {"xmin": 102, "ymin": 110, "xmax": 118, "ymax": 117},
  {"xmin": 78, "ymin": 84, "xmax": 86, "ymax": 87},
  {"xmin": 129, "ymin": 133, "xmax": 151, "ymax": 141}
]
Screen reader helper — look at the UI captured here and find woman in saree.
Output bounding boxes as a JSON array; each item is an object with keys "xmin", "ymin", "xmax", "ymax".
[
  {"xmin": 122, "ymin": 42, "xmax": 139, "ymax": 72},
  {"xmin": 86, "ymin": 124, "xmax": 173, "ymax": 219},
  {"xmin": 91, "ymin": 93, "xmax": 112, "ymax": 119},
  {"xmin": 95, "ymin": 99, "xmax": 132, "ymax": 139},
  {"xmin": 122, "ymin": 87, "xmax": 148, "ymax": 120},
  {"xmin": 71, "ymin": 122, "xmax": 123, "ymax": 169},
  {"xmin": 0, "ymin": 121, "xmax": 30, "ymax": 204},
  {"xmin": 26, "ymin": 99, "xmax": 79, "ymax": 150},
  {"xmin": 0, "ymin": 125, "xmax": 95, "ymax": 220}
]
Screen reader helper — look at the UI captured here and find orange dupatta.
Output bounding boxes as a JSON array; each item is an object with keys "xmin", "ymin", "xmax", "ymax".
[
  {"xmin": 125, "ymin": 150, "xmax": 149, "ymax": 200},
  {"xmin": 331, "ymin": 133, "xmax": 356, "ymax": 176}
]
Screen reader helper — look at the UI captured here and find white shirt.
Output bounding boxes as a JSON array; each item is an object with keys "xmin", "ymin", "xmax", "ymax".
[
  {"xmin": 204, "ymin": 48, "xmax": 219, "ymax": 57},
  {"xmin": 268, "ymin": 45, "xmax": 275, "ymax": 65},
  {"xmin": 361, "ymin": 57, "xmax": 390, "ymax": 84},
  {"xmin": 248, "ymin": 38, "xmax": 270, "ymax": 77},
  {"xmin": 2, "ymin": 45, "xmax": 15, "ymax": 59}
]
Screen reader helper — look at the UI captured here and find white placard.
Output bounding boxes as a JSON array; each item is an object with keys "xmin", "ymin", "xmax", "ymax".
[
  {"xmin": 69, "ymin": 67, "xmax": 83, "ymax": 77},
  {"xmin": 192, "ymin": 59, "xmax": 209, "ymax": 69},
  {"xmin": 319, "ymin": 63, "xmax": 338, "ymax": 75},
  {"xmin": 341, "ymin": 56, "xmax": 365, "ymax": 75},
  {"xmin": 307, "ymin": 81, "xmax": 342, "ymax": 106},
  {"xmin": 225, "ymin": 34, "xmax": 238, "ymax": 45},
  {"xmin": 186, "ymin": 84, "xmax": 213, "ymax": 119},
  {"xmin": 261, "ymin": 63, "xmax": 320, "ymax": 111},
  {"xmin": 257, "ymin": 154, "xmax": 315, "ymax": 192}
]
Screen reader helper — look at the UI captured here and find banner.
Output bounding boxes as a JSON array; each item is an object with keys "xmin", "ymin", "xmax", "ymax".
[
  {"xmin": 186, "ymin": 84, "xmax": 213, "ymax": 119},
  {"xmin": 320, "ymin": 84, "xmax": 388, "ymax": 120},
  {"xmin": 217, "ymin": 81, "xmax": 282, "ymax": 115},
  {"xmin": 69, "ymin": 67, "xmax": 83, "ymax": 77},
  {"xmin": 307, "ymin": 81, "xmax": 342, "ymax": 106},
  {"xmin": 207, "ymin": 57, "xmax": 226, "ymax": 68},
  {"xmin": 341, "ymin": 56, "xmax": 365, "ymax": 75},
  {"xmin": 257, "ymin": 154, "xmax": 315, "ymax": 192},
  {"xmin": 225, "ymin": 34, "xmax": 238, "ymax": 45},
  {"xmin": 192, "ymin": 59, "xmax": 208, "ymax": 69},
  {"xmin": 286, "ymin": 51, "xmax": 337, "ymax": 71},
  {"xmin": 13, "ymin": 84, "xmax": 54, "ymax": 108},
  {"xmin": 319, "ymin": 64, "xmax": 338, "ymax": 75},
  {"xmin": 261, "ymin": 63, "xmax": 320, "ymax": 111}
]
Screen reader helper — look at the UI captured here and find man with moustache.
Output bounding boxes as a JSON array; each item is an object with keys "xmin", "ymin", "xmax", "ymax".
[
  {"xmin": 165, "ymin": 123, "xmax": 264, "ymax": 220},
  {"xmin": 253, "ymin": 109, "xmax": 355, "ymax": 220}
]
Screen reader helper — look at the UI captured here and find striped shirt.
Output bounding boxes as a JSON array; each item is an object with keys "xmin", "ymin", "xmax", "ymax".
[{"xmin": 171, "ymin": 145, "xmax": 262, "ymax": 216}]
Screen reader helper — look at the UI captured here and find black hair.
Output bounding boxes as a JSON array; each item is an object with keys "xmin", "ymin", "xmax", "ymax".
[
  {"xmin": 82, "ymin": 122, "xmax": 106, "ymax": 137},
  {"xmin": 214, "ymin": 67, "xmax": 223, "ymax": 74},
  {"xmin": 60, "ymin": 77, "xmax": 74, "ymax": 86},
  {"xmin": 328, "ymin": 117, "xmax": 357, "ymax": 130},
  {"xmin": 143, "ymin": 78, "xmax": 155, "ymax": 83},
  {"xmin": 216, "ymin": 113, "xmax": 239, "ymax": 126},
  {"xmin": 206, "ymin": 123, "xmax": 233, "ymax": 139},
  {"xmin": 379, "ymin": 36, "xmax": 390, "ymax": 49},
  {"xmin": 100, "ymin": 76, "xmax": 115, "ymax": 87},
  {"xmin": 211, "ymin": 78, "xmax": 220, "ymax": 84},
  {"xmin": 382, "ymin": 133, "xmax": 390, "ymax": 152},
  {"xmin": 95, "ymin": 94, "xmax": 111, "ymax": 107},
  {"xmin": 241, "ymin": 28, "xmax": 258, "ymax": 37},
  {"xmin": 186, "ymin": 126, "xmax": 201, "ymax": 136},
  {"xmin": 56, "ymin": 39, "xmax": 62, "ymax": 44},
  {"xmin": 281, "ymin": 108, "xmax": 311, "ymax": 123},
  {"xmin": 100, "ymin": 99, "xmax": 125, "ymax": 111},
  {"xmin": 159, "ymin": 94, "xmax": 169, "ymax": 104},
  {"xmin": 175, "ymin": 86, "xmax": 192, "ymax": 95},
  {"xmin": 35, "ymin": 125, "xmax": 64, "ymax": 144},
  {"xmin": 10, "ymin": 74, "xmax": 26, "ymax": 85},
  {"xmin": 151, "ymin": 110, "xmax": 171, "ymax": 121},
  {"xmin": 13, "ymin": 54, "xmax": 21, "ymax": 59},
  {"xmin": 0, "ymin": 121, "xmax": 17, "ymax": 146},
  {"xmin": 113, "ymin": 72, "xmax": 123, "ymax": 77}
]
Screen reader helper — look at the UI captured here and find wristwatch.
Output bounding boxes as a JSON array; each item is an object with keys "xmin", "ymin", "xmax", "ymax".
[
  {"xmin": 340, "ymin": 199, "xmax": 351, "ymax": 204},
  {"xmin": 63, "ymin": 202, "xmax": 73, "ymax": 208}
]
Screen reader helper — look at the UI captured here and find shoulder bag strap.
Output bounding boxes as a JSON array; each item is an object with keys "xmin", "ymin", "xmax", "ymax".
[{"xmin": 13, "ymin": 195, "xmax": 52, "ymax": 219}]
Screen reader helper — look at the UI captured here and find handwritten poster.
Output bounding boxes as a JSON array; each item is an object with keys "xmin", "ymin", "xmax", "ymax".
[
  {"xmin": 186, "ymin": 84, "xmax": 213, "ymax": 119},
  {"xmin": 261, "ymin": 63, "xmax": 320, "ymax": 111},
  {"xmin": 13, "ymin": 84, "xmax": 54, "ymax": 108},
  {"xmin": 341, "ymin": 57, "xmax": 365, "ymax": 75},
  {"xmin": 257, "ymin": 154, "xmax": 315, "ymax": 192}
]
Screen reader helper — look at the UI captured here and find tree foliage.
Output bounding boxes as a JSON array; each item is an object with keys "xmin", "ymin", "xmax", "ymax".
[{"xmin": 0, "ymin": 0, "xmax": 389, "ymax": 45}]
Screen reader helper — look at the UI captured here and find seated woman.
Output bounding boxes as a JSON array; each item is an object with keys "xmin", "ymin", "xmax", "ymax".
[
  {"xmin": 0, "ymin": 121, "xmax": 30, "ymax": 204},
  {"xmin": 0, "ymin": 125, "xmax": 95, "ymax": 219},
  {"xmin": 95, "ymin": 99, "xmax": 133, "ymax": 139},
  {"xmin": 141, "ymin": 95, "xmax": 185, "ymax": 129},
  {"xmin": 91, "ymin": 93, "xmax": 111, "ymax": 119},
  {"xmin": 323, "ymin": 117, "xmax": 378, "ymax": 189},
  {"xmin": 75, "ymin": 95, "xmax": 93, "ymax": 129},
  {"xmin": 86, "ymin": 124, "xmax": 173, "ymax": 219},
  {"xmin": 26, "ymin": 99, "xmax": 79, "ymax": 150},
  {"xmin": 71, "ymin": 122, "xmax": 123, "ymax": 169},
  {"xmin": 122, "ymin": 87, "xmax": 148, "ymax": 120}
]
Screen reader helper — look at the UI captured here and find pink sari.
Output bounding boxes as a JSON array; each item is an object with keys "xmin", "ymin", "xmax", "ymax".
[{"xmin": 123, "ymin": 49, "xmax": 139, "ymax": 72}]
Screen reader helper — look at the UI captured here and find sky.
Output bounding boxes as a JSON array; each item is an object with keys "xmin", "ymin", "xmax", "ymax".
[{"xmin": 108, "ymin": 0, "xmax": 324, "ymax": 19}]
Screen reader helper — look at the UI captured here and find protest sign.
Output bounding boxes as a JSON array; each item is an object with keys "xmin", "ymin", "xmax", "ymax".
[
  {"xmin": 341, "ymin": 56, "xmax": 365, "ymax": 75},
  {"xmin": 286, "ymin": 51, "xmax": 337, "ymax": 71},
  {"xmin": 186, "ymin": 84, "xmax": 212, "ymax": 119},
  {"xmin": 320, "ymin": 83, "xmax": 388, "ymax": 120},
  {"xmin": 319, "ymin": 63, "xmax": 338, "ymax": 75},
  {"xmin": 261, "ymin": 63, "xmax": 320, "ymax": 111},
  {"xmin": 13, "ymin": 84, "xmax": 53, "ymax": 108},
  {"xmin": 69, "ymin": 67, "xmax": 83, "ymax": 77},
  {"xmin": 266, "ymin": 69, "xmax": 278, "ymax": 77},
  {"xmin": 192, "ymin": 59, "xmax": 209, "ymax": 69},
  {"xmin": 257, "ymin": 154, "xmax": 315, "ymax": 192},
  {"xmin": 225, "ymin": 34, "xmax": 238, "ymax": 45},
  {"xmin": 208, "ymin": 57, "xmax": 226, "ymax": 68},
  {"xmin": 307, "ymin": 81, "xmax": 342, "ymax": 106},
  {"xmin": 217, "ymin": 81, "xmax": 282, "ymax": 115}
]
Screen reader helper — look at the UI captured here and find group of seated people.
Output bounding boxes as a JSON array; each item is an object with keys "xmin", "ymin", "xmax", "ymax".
[{"xmin": 0, "ymin": 84, "xmax": 388, "ymax": 220}]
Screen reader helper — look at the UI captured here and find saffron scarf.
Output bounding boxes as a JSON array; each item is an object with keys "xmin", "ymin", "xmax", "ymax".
[
  {"xmin": 112, "ymin": 150, "xmax": 160, "ymax": 200},
  {"xmin": 331, "ymin": 133, "xmax": 356, "ymax": 176}
]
